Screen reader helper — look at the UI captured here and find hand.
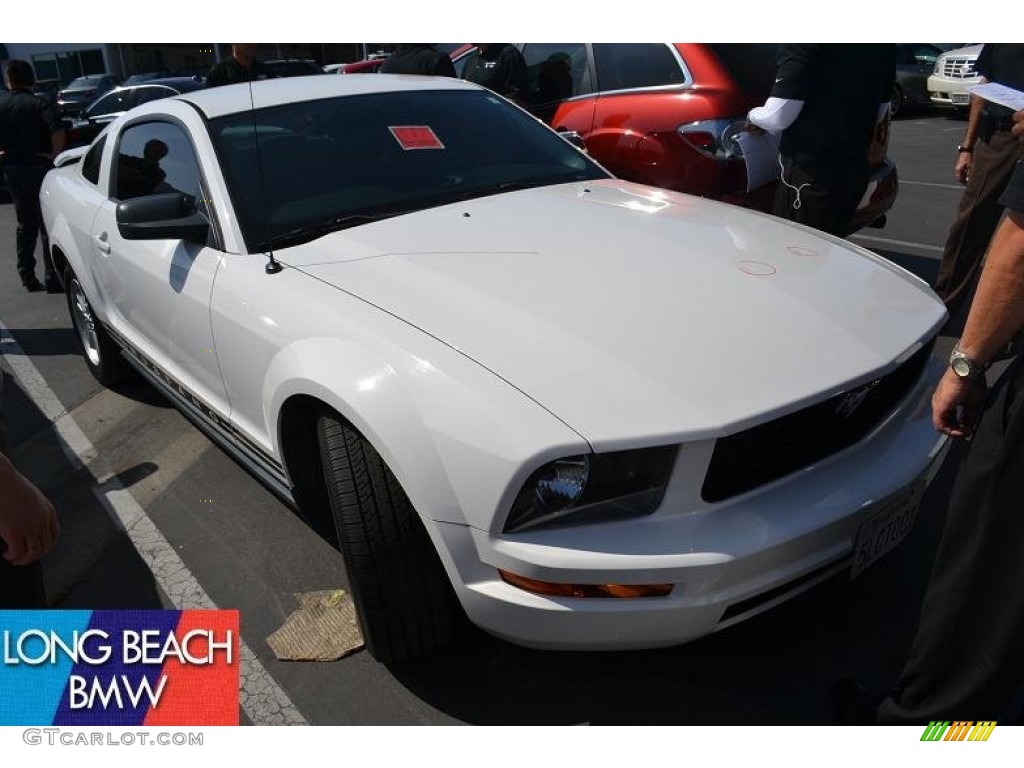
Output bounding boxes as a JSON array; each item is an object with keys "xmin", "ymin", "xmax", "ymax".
[
  {"xmin": 954, "ymin": 152, "xmax": 973, "ymax": 185},
  {"xmin": 932, "ymin": 368, "xmax": 987, "ymax": 439},
  {"xmin": 743, "ymin": 120, "xmax": 765, "ymax": 135},
  {"xmin": 0, "ymin": 456, "xmax": 60, "ymax": 566},
  {"xmin": 1014, "ymin": 109, "xmax": 1024, "ymax": 143}
]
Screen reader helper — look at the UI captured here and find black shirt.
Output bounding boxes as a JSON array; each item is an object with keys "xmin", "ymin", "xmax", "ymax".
[
  {"xmin": 206, "ymin": 57, "xmax": 275, "ymax": 88},
  {"xmin": 464, "ymin": 44, "xmax": 527, "ymax": 100},
  {"xmin": 379, "ymin": 45, "xmax": 456, "ymax": 77},
  {"xmin": 975, "ymin": 44, "xmax": 1024, "ymax": 130},
  {"xmin": 0, "ymin": 89, "xmax": 63, "ymax": 166},
  {"xmin": 1000, "ymin": 160, "xmax": 1024, "ymax": 213},
  {"xmin": 770, "ymin": 44, "xmax": 895, "ymax": 161}
]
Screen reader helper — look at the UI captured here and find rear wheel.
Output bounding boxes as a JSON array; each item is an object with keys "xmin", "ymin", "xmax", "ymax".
[
  {"xmin": 317, "ymin": 411, "xmax": 458, "ymax": 664},
  {"xmin": 65, "ymin": 266, "xmax": 129, "ymax": 388}
]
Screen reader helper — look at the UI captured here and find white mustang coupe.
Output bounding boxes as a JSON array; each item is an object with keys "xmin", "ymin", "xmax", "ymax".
[{"xmin": 41, "ymin": 75, "xmax": 947, "ymax": 664}]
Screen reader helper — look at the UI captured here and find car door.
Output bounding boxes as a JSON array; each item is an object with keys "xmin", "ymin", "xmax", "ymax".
[
  {"xmin": 90, "ymin": 118, "xmax": 231, "ymax": 419},
  {"xmin": 587, "ymin": 43, "xmax": 690, "ymax": 181},
  {"xmin": 519, "ymin": 43, "xmax": 597, "ymax": 134}
]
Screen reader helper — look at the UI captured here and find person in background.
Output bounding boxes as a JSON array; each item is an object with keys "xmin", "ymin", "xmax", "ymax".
[
  {"xmin": 836, "ymin": 149, "xmax": 1024, "ymax": 726},
  {"xmin": 463, "ymin": 44, "xmax": 527, "ymax": 105},
  {"xmin": 206, "ymin": 44, "xmax": 273, "ymax": 87},
  {"xmin": 0, "ymin": 59, "xmax": 65, "ymax": 293},
  {"xmin": 745, "ymin": 44, "xmax": 895, "ymax": 237},
  {"xmin": 379, "ymin": 45, "xmax": 456, "ymax": 77},
  {"xmin": 933, "ymin": 44, "xmax": 1024, "ymax": 323}
]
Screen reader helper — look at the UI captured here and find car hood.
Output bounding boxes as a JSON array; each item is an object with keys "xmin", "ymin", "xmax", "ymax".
[{"xmin": 283, "ymin": 180, "xmax": 945, "ymax": 449}]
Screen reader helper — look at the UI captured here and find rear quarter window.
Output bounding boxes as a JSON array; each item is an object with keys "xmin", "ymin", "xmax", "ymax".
[{"xmin": 81, "ymin": 135, "xmax": 106, "ymax": 185}]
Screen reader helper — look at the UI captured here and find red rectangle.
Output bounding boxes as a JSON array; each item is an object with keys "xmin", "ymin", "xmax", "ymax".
[
  {"xmin": 389, "ymin": 125, "xmax": 445, "ymax": 150},
  {"xmin": 144, "ymin": 610, "xmax": 239, "ymax": 726}
]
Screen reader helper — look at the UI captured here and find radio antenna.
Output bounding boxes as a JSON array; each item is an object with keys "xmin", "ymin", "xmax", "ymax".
[{"xmin": 247, "ymin": 77, "xmax": 283, "ymax": 275}]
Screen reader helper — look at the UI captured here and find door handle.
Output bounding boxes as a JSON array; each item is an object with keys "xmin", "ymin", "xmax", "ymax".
[{"xmin": 95, "ymin": 233, "xmax": 111, "ymax": 254}]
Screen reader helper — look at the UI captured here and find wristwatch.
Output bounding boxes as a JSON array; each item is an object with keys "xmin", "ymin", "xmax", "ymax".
[
  {"xmin": 956, "ymin": 144, "xmax": 974, "ymax": 154},
  {"xmin": 949, "ymin": 343, "xmax": 988, "ymax": 380}
]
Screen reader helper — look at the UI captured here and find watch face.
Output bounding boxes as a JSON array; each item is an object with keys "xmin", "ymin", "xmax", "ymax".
[{"xmin": 952, "ymin": 357, "xmax": 972, "ymax": 378}]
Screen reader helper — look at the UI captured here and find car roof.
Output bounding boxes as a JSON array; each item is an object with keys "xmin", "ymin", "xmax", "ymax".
[{"xmin": 180, "ymin": 73, "xmax": 480, "ymax": 118}]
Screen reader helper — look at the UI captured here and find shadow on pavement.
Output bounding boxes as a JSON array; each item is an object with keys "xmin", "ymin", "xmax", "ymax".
[
  {"xmin": 1, "ymin": 367, "xmax": 165, "ymax": 610},
  {"xmin": 870, "ymin": 248, "xmax": 941, "ymax": 286}
]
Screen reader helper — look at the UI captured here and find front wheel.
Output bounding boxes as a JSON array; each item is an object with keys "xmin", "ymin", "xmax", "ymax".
[
  {"xmin": 65, "ymin": 266, "xmax": 129, "ymax": 388},
  {"xmin": 317, "ymin": 411, "xmax": 458, "ymax": 664}
]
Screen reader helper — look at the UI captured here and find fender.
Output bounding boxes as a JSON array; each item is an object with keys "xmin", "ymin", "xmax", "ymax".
[{"xmin": 263, "ymin": 335, "xmax": 587, "ymax": 531}]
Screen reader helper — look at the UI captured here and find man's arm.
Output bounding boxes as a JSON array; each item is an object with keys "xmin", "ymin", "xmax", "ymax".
[
  {"xmin": 933, "ymin": 209, "xmax": 1024, "ymax": 437},
  {"xmin": 955, "ymin": 78, "xmax": 988, "ymax": 185}
]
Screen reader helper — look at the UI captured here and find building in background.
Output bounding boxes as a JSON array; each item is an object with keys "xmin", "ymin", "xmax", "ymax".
[{"xmin": 1, "ymin": 43, "xmax": 367, "ymax": 84}]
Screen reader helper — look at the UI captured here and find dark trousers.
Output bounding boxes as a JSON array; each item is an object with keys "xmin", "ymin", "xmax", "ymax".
[
  {"xmin": 4, "ymin": 162, "xmax": 55, "ymax": 286},
  {"xmin": 0, "ymin": 560, "xmax": 46, "ymax": 608},
  {"xmin": 877, "ymin": 358, "xmax": 1024, "ymax": 723},
  {"xmin": 773, "ymin": 156, "xmax": 869, "ymax": 237},
  {"xmin": 934, "ymin": 131, "xmax": 1024, "ymax": 315}
]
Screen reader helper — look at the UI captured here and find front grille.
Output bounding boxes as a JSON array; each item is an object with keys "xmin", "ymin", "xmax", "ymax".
[
  {"xmin": 940, "ymin": 57, "xmax": 978, "ymax": 79},
  {"xmin": 701, "ymin": 340, "xmax": 934, "ymax": 503}
]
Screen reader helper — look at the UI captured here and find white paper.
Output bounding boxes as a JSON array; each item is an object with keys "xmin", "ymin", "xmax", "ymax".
[
  {"xmin": 736, "ymin": 130, "xmax": 781, "ymax": 192},
  {"xmin": 967, "ymin": 82, "xmax": 1024, "ymax": 112}
]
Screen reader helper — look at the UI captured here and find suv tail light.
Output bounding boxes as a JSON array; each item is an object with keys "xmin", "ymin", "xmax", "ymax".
[{"xmin": 677, "ymin": 118, "xmax": 747, "ymax": 159}]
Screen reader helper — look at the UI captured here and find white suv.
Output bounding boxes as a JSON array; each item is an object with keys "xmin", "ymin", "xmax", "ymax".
[{"xmin": 927, "ymin": 44, "xmax": 982, "ymax": 109}]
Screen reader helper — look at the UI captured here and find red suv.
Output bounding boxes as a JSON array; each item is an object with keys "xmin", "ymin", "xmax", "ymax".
[{"xmin": 481, "ymin": 43, "xmax": 896, "ymax": 234}]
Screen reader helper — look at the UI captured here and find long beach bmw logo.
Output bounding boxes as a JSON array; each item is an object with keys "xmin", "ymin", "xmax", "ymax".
[{"xmin": 836, "ymin": 380, "xmax": 881, "ymax": 419}]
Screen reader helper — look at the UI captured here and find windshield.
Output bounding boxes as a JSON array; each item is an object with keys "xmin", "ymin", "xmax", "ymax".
[{"xmin": 209, "ymin": 89, "xmax": 607, "ymax": 252}]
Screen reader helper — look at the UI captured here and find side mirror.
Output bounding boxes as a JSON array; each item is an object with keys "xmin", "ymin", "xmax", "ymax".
[
  {"xmin": 116, "ymin": 192, "xmax": 209, "ymax": 243},
  {"xmin": 558, "ymin": 130, "xmax": 587, "ymax": 153}
]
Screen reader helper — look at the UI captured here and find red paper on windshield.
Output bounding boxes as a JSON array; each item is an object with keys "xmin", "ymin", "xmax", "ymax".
[{"xmin": 388, "ymin": 125, "xmax": 445, "ymax": 150}]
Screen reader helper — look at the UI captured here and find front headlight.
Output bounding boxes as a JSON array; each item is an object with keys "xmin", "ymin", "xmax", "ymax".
[{"xmin": 504, "ymin": 446, "xmax": 678, "ymax": 532}]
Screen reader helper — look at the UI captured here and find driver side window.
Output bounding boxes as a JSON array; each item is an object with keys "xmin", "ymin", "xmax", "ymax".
[{"xmin": 114, "ymin": 121, "xmax": 205, "ymax": 212}]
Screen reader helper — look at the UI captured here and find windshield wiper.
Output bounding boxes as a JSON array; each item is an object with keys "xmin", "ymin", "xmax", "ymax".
[{"xmin": 262, "ymin": 212, "xmax": 399, "ymax": 250}]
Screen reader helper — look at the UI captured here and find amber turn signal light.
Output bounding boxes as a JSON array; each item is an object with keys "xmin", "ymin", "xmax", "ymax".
[{"xmin": 499, "ymin": 570, "xmax": 673, "ymax": 598}]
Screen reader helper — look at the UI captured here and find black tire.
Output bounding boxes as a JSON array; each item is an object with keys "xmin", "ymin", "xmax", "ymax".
[
  {"xmin": 317, "ymin": 411, "xmax": 458, "ymax": 664},
  {"xmin": 65, "ymin": 266, "xmax": 129, "ymax": 388}
]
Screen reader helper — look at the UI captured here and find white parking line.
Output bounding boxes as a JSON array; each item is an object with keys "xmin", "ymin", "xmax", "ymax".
[
  {"xmin": 0, "ymin": 321, "xmax": 308, "ymax": 726},
  {"xmin": 850, "ymin": 234, "xmax": 944, "ymax": 253},
  {"xmin": 900, "ymin": 180, "xmax": 963, "ymax": 191}
]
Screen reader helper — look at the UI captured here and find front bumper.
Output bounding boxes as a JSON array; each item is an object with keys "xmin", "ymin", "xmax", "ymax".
[
  {"xmin": 430, "ymin": 353, "xmax": 947, "ymax": 650},
  {"xmin": 927, "ymin": 75, "xmax": 980, "ymax": 107}
]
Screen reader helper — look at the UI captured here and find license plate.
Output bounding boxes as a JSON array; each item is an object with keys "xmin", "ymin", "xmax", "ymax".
[
  {"xmin": 851, "ymin": 481, "xmax": 924, "ymax": 579},
  {"xmin": 952, "ymin": 93, "xmax": 970, "ymax": 104}
]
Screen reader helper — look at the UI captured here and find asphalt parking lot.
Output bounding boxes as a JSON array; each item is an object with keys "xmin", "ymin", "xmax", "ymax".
[{"xmin": 0, "ymin": 108, "xmax": 986, "ymax": 724}]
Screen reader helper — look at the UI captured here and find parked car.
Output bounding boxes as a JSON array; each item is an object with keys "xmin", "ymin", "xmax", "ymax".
[
  {"xmin": 123, "ymin": 71, "xmax": 175, "ymax": 86},
  {"xmin": 892, "ymin": 44, "xmax": 944, "ymax": 117},
  {"xmin": 43, "ymin": 75, "xmax": 946, "ymax": 664},
  {"xmin": 263, "ymin": 59, "xmax": 322, "ymax": 78},
  {"xmin": 57, "ymin": 74, "xmax": 120, "ymax": 118},
  {"xmin": 64, "ymin": 78, "xmax": 205, "ymax": 148},
  {"xmin": 927, "ymin": 44, "xmax": 982, "ymax": 111},
  {"xmin": 32, "ymin": 78, "xmax": 62, "ymax": 104},
  {"xmin": 340, "ymin": 45, "xmax": 474, "ymax": 74},
  {"xmin": 496, "ymin": 44, "xmax": 897, "ymax": 234},
  {"xmin": 175, "ymin": 65, "xmax": 210, "ymax": 81}
]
